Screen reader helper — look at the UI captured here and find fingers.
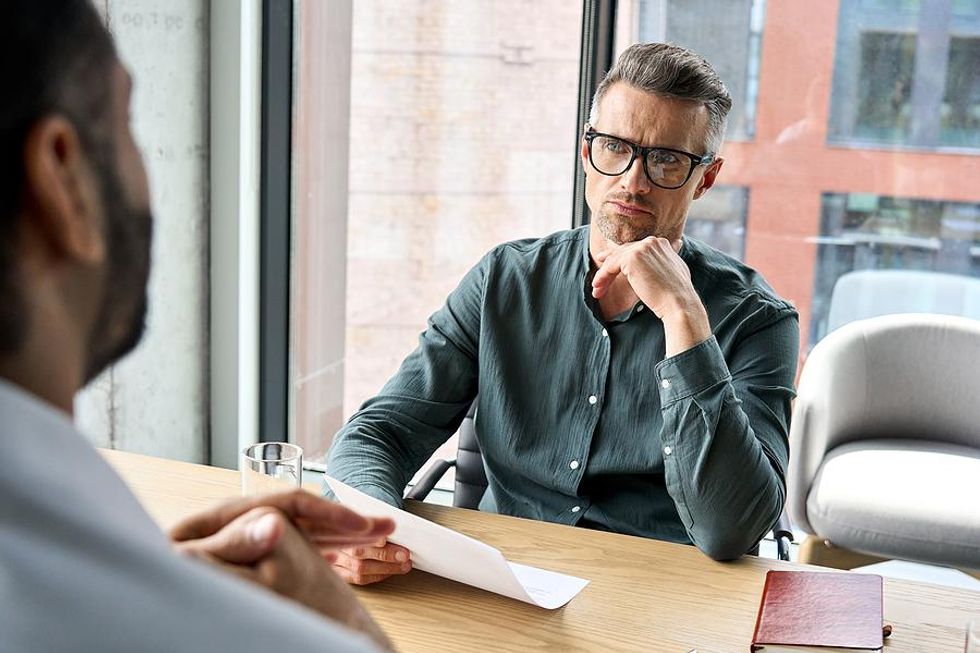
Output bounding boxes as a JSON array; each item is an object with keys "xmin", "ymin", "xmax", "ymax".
[
  {"xmin": 592, "ymin": 249, "xmax": 623, "ymax": 298},
  {"xmin": 180, "ymin": 549, "xmax": 264, "ymax": 584},
  {"xmin": 348, "ymin": 539, "xmax": 411, "ymax": 563},
  {"xmin": 170, "ymin": 489, "xmax": 366, "ymax": 540},
  {"xmin": 170, "ymin": 489, "xmax": 393, "ymax": 548},
  {"xmin": 297, "ymin": 515, "xmax": 394, "ymax": 548},
  {"xmin": 333, "ymin": 568, "xmax": 400, "ymax": 587},
  {"xmin": 332, "ymin": 542, "xmax": 413, "ymax": 586},
  {"xmin": 592, "ymin": 237, "xmax": 681, "ymax": 299},
  {"xmin": 175, "ymin": 507, "xmax": 285, "ymax": 566}
]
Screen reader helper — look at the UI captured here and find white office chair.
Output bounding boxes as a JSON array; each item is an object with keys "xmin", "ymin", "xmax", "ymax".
[
  {"xmin": 826, "ymin": 269, "xmax": 980, "ymax": 333},
  {"xmin": 788, "ymin": 313, "xmax": 980, "ymax": 571}
]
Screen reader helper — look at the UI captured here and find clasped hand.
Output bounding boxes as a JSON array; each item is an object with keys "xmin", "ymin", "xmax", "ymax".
[
  {"xmin": 591, "ymin": 236, "xmax": 693, "ymax": 315},
  {"xmin": 169, "ymin": 490, "xmax": 397, "ymax": 650},
  {"xmin": 591, "ymin": 236, "xmax": 712, "ymax": 355}
]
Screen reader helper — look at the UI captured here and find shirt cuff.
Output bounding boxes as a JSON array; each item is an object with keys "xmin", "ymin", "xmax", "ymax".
[{"xmin": 655, "ymin": 335, "xmax": 731, "ymax": 406}]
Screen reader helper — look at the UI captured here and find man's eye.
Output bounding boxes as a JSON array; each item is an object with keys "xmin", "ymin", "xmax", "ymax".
[
  {"xmin": 603, "ymin": 139, "xmax": 626, "ymax": 153},
  {"xmin": 650, "ymin": 150, "xmax": 680, "ymax": 165}
]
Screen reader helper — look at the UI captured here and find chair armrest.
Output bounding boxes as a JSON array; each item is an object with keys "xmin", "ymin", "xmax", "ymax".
[
  {"xmin": 405, "ymin": 459, "xmax": 456, "ymax": 501},
  {"xmin": 774, "ymin": 510, "xmax": 795, "ymax": 562}
]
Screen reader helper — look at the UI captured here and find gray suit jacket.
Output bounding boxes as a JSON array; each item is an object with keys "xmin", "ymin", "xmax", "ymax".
[{"xmin": 0, "ymin": 380, "xmax": 380, "ymax": 653}]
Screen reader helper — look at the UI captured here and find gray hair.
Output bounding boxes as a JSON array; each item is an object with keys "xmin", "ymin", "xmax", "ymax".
[{"xmin": 588, "ymin": 42, "xmax": 732, "ymax": 155}]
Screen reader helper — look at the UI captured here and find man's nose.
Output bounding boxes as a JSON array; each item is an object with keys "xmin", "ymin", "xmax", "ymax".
[{"xmin": 619, "ymin": 156, "xmax": 651, "ymax": 193}]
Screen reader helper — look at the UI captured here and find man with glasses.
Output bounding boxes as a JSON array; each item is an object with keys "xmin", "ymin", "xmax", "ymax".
[{"xmin": 327, "ymin": 43, "xmax": 799, "ymax": 584}]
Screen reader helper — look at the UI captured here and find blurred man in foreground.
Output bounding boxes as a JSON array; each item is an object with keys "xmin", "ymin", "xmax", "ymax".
[{"xmin": 0, "ymin": 1, "xmax": 395, "ymax": 650}]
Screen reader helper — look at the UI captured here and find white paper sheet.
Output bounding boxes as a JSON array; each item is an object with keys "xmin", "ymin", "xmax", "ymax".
[{"xmin": 324, "ymin": 476, "xmax": 589, "ymax": 609}]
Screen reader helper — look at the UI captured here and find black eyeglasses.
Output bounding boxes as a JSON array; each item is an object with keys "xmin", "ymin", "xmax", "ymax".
[{"xmin": 584, "ymin": 128, "xmax": 715, "ymax": 190}]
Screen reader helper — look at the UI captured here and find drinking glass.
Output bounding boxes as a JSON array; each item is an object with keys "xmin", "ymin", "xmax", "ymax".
[{"xmin": 241, "ymin": 442, "xmax": 303, "ymax": 496}]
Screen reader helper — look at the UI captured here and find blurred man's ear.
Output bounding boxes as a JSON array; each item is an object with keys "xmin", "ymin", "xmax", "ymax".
[{"xmin": 21, "ymin": 116, "xmax": 105, "ymax": 266}]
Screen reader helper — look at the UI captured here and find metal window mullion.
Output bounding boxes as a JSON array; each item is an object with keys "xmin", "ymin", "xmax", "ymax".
[
  {"xmin": 573, "ymin": 0, "xmax": 618, "ymax": 228},
  {"xmin": 259, "ymin": 0, "xmax": 293, "ymax": 443}
]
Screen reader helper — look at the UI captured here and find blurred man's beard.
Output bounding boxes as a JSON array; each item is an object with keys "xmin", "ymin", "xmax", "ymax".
[{"xmin": 83, "ymin": 160, "xmax": 152, "ymax": 384}]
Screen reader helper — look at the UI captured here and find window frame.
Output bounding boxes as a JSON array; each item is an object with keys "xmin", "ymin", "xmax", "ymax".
[
  {"xmin": 258, "ymin": 0, "xmax": 293, "ymax": 446},
  {"xmin": 209, "ymin": 0, "xmax": 263, "ymax": 468}
]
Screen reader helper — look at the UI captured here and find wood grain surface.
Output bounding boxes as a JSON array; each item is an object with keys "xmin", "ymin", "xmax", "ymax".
[{"xmin": 103, "ymin": 449, "xmax": 980, "ymax": 653}]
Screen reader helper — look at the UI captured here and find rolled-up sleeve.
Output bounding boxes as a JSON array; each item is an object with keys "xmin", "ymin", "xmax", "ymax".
[{"xmin": 657, "ymin": 309, "xmax": 799, "ymax": 560}]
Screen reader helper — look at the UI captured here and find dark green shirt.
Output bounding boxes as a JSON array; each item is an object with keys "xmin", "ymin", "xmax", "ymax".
[{"xmin": 326, "ymin": 226, "xmax": 799, "ymax": 560}]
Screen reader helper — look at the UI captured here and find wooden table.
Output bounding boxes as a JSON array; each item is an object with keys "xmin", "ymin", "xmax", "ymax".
[{"xmin": 104, "ymin": 449, "xmax": 980, "ymax": 653}]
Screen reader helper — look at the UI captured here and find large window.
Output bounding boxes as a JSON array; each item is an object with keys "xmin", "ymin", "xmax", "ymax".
[
  {"xmin": 290, "ymin": 1, "xmax": 584, "ymax": 464},
  {"xmin": 285, "ymin": 0, "xmax": 980, "ymax": 470}
]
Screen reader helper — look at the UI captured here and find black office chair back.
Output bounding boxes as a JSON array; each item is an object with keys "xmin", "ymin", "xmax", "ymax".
[{"xmin": 453, "ymin": 400, "xmax": 488, "ymax": 509}]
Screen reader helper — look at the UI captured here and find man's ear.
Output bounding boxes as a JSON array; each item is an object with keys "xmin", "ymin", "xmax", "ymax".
[
  {"xmin": 580, "ymin": 135, "xmax": 591, "ymax": 177},
  {"xmin": 21, "ymin": 116, "xmax": 105, "ymax": 265},
  {"xmin": 693, "ymin": 156, "xmax": 724, "ymax": 200}
]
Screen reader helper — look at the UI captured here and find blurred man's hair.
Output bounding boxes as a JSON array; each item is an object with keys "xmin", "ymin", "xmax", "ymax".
[{"xmin": 0, "ymin": 0, "xmax": 117, "ymax": 352}]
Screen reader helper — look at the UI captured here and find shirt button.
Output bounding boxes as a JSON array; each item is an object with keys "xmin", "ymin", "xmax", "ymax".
[
  {"xmin": 663, "ymin": 446, "xmax": 673, "ymax": 456},
  {"xmin": 661, "ymin": 379, "xmax": 671, "ymax": 389},
  {"xmin": 601, "ymin": 329, "xmax": 608, "ymax": 338},
  {"xmin": 571, "ymin": 505, "xmax": 581, "ymax": 513},
  {"xmin": 588, "ymin": 395, "xmax": 597, "ymax": 405},
  {"xmin": 637, "ymin": 305, "xmax": 645, "ymax": 312},
  {"xmin": 569, "ymin": 459, "xmax": 580, "ymax": 470}
]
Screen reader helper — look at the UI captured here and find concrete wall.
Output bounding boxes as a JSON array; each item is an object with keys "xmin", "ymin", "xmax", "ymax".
[{"xmin": 75, "ymin": 0, "xmax": 210, "ymax": 462}]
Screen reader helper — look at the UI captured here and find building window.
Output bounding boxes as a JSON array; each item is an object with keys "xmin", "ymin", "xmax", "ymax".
[
  {"xmin": 853, "ymin": 32, "xmax": 916, "ymax": 145},
  {"xmin": 809, "ymin": 192, "xmax": 980, "ymax": 346},
  {"xmin": 829, "ymin": 0, "xmax": 980, "ymax": 150},
  {"xmin": 942, "ymin": 36, "xmax": 980, "ymax": 148},
  {"xmin": 633, "ymin": 0, "xmax": 765, "ymax": 142}
]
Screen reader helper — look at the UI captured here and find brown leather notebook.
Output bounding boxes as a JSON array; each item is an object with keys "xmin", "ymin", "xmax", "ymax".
[{"xmin": 750, "ymin": 570, "xmax": 885, "ymax": 652}]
